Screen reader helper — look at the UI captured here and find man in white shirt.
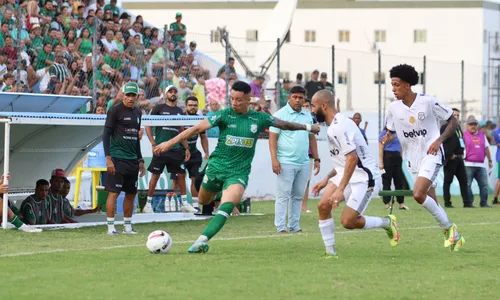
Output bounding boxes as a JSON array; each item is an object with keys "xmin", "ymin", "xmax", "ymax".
[
  {"xmin": 311, "ymin": 90, "xmax": 400, "ymax": 258},
  {"xmin": 382, "ymin": 64, "xmax": 465, "ymax": 252}
]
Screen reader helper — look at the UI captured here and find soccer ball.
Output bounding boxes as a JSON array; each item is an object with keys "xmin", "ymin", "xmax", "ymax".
[{"xmin": 146, "ymin": 230, "xmax": 173, "ymax": 254}]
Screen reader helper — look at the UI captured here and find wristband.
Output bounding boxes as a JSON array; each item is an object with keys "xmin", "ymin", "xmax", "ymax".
[{"xmin": 306, "ymin": 124, "xmax": 312, "ymax": 132}]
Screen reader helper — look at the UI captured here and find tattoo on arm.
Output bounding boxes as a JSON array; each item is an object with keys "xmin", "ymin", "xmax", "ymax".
[
  {"xmin": 327, "ymin": 168, "xmax": 337, "ymax": 179},
  {"xmin": 274, "ymin": 118, "xmax": 306, "ymax": 131},
  {"xmin": 438, "ymin": 116, "xmax": 458, "ymax": 142}
]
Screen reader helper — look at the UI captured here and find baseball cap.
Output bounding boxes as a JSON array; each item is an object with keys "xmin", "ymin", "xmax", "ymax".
[
  {"xmin": 176, "ymin": 12, "xmax": 182, "ymax": 18},
  {"xmin": 165, "ymin": 85, "xmax": 178, "ymax": 94},
  {"xmin": 122, "ymin": 82, "xmax": 139, "ymax": 95},
  {"xmin": 466, "ymin": 115, "xmax": 478, "ymax": 124},
  {"xmin": 250, "ymin": 97, "xmax": 259, "ymax": 104},
  {"xmin": 320, "ymin": 72, "xmax": 327, "ymax": 78},
  {"xmin": 312, "ymin": 69, "xmax": 319, "ymax": 74},
  {"xmin": 51, "ymin": 168, "xmax": 66, "ymax": 177}
]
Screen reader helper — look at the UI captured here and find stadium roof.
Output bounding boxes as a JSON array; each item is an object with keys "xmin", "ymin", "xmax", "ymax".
[{"xmin": 123, "ymin": 0, "xmax": 500, "ymax": 10}]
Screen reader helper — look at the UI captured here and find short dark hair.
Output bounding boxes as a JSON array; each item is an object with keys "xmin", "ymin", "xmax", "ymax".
[
  {"xmin": 186, "ymin": 96, "xmax": 198, "ymax": 104},
  {"xmin": 296, "ymin": 73, "xmax": 303, "ymax": 80},
  {"xmin": 231, "ymin": 81, "xmax": 251, "ymax": 95},
  {"xmin": 290, "ymin": 85, "xmax": 306, "ymax": 95},
  {"xmin": 452, "ymin": 108, "xmax": 460, "ymax": 113},
  {"xmin": 228, "ymin": 57, "xmax": 235, "ymax": 61},
  {"xmin": 36, "ymin": 179, "xmax": 50, "ymax": 188},
  {"xmin": 389, "ymin": 64, "xmax": 419, "ymax": 86}
]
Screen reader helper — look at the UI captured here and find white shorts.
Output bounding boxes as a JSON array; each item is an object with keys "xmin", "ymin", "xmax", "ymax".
[
  {"xmin": 410, "ymin": 154, "xmax": 441, "ymax": 189},
  {"xmin": 329, "ymin": 176, "xmax": 381, "ymax": 215},
  {"xmin": 130, "ymin": 66, "xmax": 140, "ymax": 81}
]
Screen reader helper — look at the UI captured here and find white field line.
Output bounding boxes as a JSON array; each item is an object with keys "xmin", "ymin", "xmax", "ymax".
[{"xmin": 1, "ymin": 220, "xmax": 499, "ymax": 258}]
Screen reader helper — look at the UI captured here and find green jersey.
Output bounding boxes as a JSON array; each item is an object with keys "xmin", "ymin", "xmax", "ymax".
[
  {"xmin": 48, "ymin": 191, "xmax": 64, "ymax": 224},
  {"xmin": 207, "ymin": 108, "xmax": 275, "ymax": 175},
  {"xmin": 105, "ymin": 102, "xmax": 142, "ymax": 160},
  {"xmin": 169, "ymin": 22, "xmax": 186, "ymax": 44},
  {"xmin": 184, "ymin": 124, "xmax": 205, "ymax": 154},
  {"xmin": 150, "ymin": 104, "xmax": 183, "ymax": 149},
  {"xmin": 20, "ymin": 195, "xmax": 50, "ymax": 225},
  {"xmin": 62, "ymin": 198, "xmax": 75, "ymax": 219}
]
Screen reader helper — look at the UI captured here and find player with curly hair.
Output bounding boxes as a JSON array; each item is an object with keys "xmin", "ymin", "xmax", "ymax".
[{"xmin": 381, "ymin": 64, "xmax": 465, "ymax": 251}]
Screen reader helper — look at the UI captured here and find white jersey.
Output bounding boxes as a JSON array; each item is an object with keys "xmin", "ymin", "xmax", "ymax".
[
  {"xmin": 327, "ymin": 113, "xmax": 380, "ymax": 183},
  {"xmin": 385, "ymin": 94, "xmax": 453, "ymax": 172}
]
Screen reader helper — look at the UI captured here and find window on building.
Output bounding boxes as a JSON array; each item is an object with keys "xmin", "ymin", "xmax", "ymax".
[
  {"xmin": 413, "ymin": 29, "xmax": 427, "ymax": 43},
  {"xmin": 210, "ymin": 30, "xmax": 221, "ymax": 43},
  {"xmin": 305, "ymin": 30, "xmax": 316, "ymax": 42},
  {"xmin": 280, "ymin": 72, "xmax": 290, "ymax": 80},
  {"xmin": 246, "ymin": 30, "xmax": 258, "ymax": 42},
  {"xmin": 338, "ymin": 72, "xmax": 347, "ymax": 84},
  {"xmin": 339, "ymin": 30, "xmax": 350, "ymax": 42},
  {"xmin": 304, "ymin": 72, "xmax": 312, "ymax": 82},
  {"xmin": 375, "ymin": 30, "xmax": 386, "ymax": 43},
  {"xmin": 374, "ymin": 72, "xmax": 385, "ymax": 84}
]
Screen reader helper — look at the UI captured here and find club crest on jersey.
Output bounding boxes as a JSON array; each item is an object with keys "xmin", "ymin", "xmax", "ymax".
[
  {"xmin": 409, "ymin": 116, "xmax": 416, "ymax": 124},
  {"xmin": 418, "ymin": 112, "xmax": 425, "ymax": 121},
  {"xmin": 250, "ymin": 123, "xmax": 258, "ymax": 133}
]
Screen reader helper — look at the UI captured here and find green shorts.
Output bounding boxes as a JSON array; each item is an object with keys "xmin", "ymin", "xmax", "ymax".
[
  {"xmin": 497, "ymin": 162, "xmax": 500, "ymax": 179},
  {"xmin": 201, "ymin": 168, "xmax": 249, "ymax": 193}
]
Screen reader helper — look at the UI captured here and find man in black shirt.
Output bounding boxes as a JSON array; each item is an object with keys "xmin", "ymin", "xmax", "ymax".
[
  {"xmin": 176, "ymin": 96, "xmax": 209, "ymax": 212},
  {"xmin": 441, "ymin": 108, "xmax": 470, "ymax": 208},
  {"xmin": 103, "ymin": 82, "xmax": 146, "ymax": 235},
  {"xmin": 304, "ymin": 70, "xmax": 324, "ymax": 100},
  {"xmin": 144, "ymin": 85, "xmax": 197, "ymax": 213}
]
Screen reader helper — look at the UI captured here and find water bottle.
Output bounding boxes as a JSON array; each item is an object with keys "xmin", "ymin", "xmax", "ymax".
[
  {"xmin": 164, "ymin": 193, "xmax": 171, "ymax": 212},
  {"xmin": 169, "ymin": 193, "xmax": 176, "ymax": 212}
]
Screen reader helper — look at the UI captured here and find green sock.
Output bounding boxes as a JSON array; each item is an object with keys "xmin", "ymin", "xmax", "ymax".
[
  {"xmin": 201, "ymin": 202, "xmax": 234, "ymax": 241},
  {"xmin": 9, "ymin": 215, "xmax": 24, "ymax": 229}
]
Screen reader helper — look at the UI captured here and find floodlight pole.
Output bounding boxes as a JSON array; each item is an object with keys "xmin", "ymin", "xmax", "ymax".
[{"xmin": 1, "ymin": 119, "xmax": 11, "ymax": 229}]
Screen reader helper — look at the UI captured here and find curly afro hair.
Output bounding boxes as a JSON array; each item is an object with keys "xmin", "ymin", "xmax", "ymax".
[{"xmin": 389, "ymin": 64, "xmax": 419, "ymax": 86}]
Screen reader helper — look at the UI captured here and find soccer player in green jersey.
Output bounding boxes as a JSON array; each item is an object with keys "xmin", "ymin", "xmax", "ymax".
[
  {"xmin": 2, "ymin": 175, "xmax": 42, "ymax": 232},
  {"xmin": 103, "ymin": 82, "xmax": 146, "ymax": 235},
  {"xmin": 154, "ymin": 81, "xmax": 320, "ymax": 253}
]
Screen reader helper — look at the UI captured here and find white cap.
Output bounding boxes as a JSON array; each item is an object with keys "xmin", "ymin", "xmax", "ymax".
[{"xmin": 165, "ymin": 85, "xmax": 177, "ymax": 94}]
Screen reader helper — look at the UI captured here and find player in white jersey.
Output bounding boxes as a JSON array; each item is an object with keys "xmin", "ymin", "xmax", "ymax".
[
  {"xmin": 310, "ymin": 90, "xmax": 400, "ymax": 258},
  {"xmin": 382, "ymin": 64, "xmax": 465, "ymax": 251}
]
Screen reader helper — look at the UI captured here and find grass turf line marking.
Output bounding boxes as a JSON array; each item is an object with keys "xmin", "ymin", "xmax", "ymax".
[{"xmin": 1, "ymin": 220, "xmax": 498, "ymax": 258}]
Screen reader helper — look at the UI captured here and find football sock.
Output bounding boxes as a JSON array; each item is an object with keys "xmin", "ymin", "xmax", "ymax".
[
  {"xmin": 422, "ymin": 196, "xmax": 452, "ymax": 229},
  {"xmin": 124, "ymin": 217, "xmax": 132, "ymax": 231},
  {"xmin": 9, "ymin": 215, "xmax": 23, "ymax": 229},
  {"xmin": 318, "ymin": 218, "xmax": 336, "ymax": 255},
  {"xmin": 107, "ymin": 217, "xmax": 115, "ymax": 232},
  {"xmin": 146, "ymin": 196, "xmax": 152, "ymax": 204},
  {"xmin": 363, "ymin": 216, "xmax": 390, "ymax": 229},
  {"xmin": 200, "ymin": 202, "xmax": 234, "ymax": 241}
]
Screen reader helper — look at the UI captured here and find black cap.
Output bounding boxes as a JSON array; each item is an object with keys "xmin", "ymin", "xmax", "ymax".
[
  {"xmin": 320, "ymin": 72, "xmax": 327, "ymax": 78},
  {"xmin": 190, "ymin": 41, "xmax": 197, "ymax": 46}
]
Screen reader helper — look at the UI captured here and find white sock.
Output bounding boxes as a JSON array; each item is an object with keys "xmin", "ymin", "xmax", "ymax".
[
  {"xmin": 192, "ymin": 197, "xmax": 199, "ymax": 208},
  {"xmin": 146, "ymin": 196, "xmax": 152, "ymax": 204},
  {"xmin": 318, "ymin": 218, "xmax": 336, "ymax": 255},
  {"xmin": 124, "ymin": 217, "xmax": 132, "ymax": 231},
  {"xmin": 196, "ymin": 235, "xmax": 209, "ymax": 243},
  {"xmin": 181, "ymin": 195, "xmax": 188, "ymax": 203},
  {"xmin": 107, "ymin": 217, "xmax": 115, "ymax": 232},
  {"xmin": 363, "ymin": 216, "xmax": 390, "ymax": 229},
  {"xmin": 422, "ymin": 196, "xmax": 453, "ymax": 229}
]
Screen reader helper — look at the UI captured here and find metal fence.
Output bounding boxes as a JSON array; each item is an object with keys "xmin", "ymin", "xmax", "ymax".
[{"xmin": 7, "ymin": 9, "xmax": 492, "ymax": 122}]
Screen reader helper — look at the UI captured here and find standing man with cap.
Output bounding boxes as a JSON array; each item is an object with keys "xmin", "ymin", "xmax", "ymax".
[
  {"xmin": 464, "ymin": 115, "xmax": 493, "ymax": 208},
  {"xmin": 319, "ymin": 72, "xmax": 333, "ymax": 92},
  {"xmin": 304, "ymin": 70, "xmax": 324, "ymax": 100},
  {"xmin": 440, "ymin": 108, "xmax": 470, "ymax": 208},
  {"xmin": 143, "ymin": 85, "xmax": 197, "ymax": 213},
  {"xmin": 169, "ymin": 12, "xmax": 186, "ymax": 46},
  {"xmin": 103, "ymin": 82, "xmax": 146, "ymax": 235}
]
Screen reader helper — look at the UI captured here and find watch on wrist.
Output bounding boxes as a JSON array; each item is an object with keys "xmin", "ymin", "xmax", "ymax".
[
  {"xmin": 138, "ymin": 158, "xmax": 145, "ymax": 164},
  {"xmin": 314, "ymin": 158, "xmax": 321, "ymax": 163}
]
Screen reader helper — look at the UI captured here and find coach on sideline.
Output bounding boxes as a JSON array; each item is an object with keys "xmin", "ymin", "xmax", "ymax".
[{"xmin": 270, "ymin": 86, "xmax": 320, "ymax": 233}]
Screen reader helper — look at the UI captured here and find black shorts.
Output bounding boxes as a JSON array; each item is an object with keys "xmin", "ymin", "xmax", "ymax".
[
  {"xmin": 171, "ymin": 151, "xmax": 202, "ymax": 180},
  {"xmin": 148, "ymin": 149, "xmax": 186, "ymax": 175},
  {"xmin": 105, "ymin": 158, "xmax": 139, "ymax": 194}
]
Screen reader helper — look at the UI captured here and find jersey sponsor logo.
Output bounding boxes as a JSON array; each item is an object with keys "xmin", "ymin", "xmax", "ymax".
[
  {"xmin": 250, "ymin": 123, "xmax": 258, "ymax": 133},
  {"xmin": 403, "ymin": 129, "xmax": 427, "ymax": 138},
  {"xmin": 225, "ymin": 135, "xmax": 254, "ymax": 148},
  {"xmin": 248, "ymin": 116, "xmax": 258, "ymax": 121},
  {"xmin": 228, "ymin": 124, "xmax": 237, "ymax": 128},
  {"xmin": 124, "ymin": 117, "xmax": 131, "ymax": 120},
  {"xmin": 418, "ymin": 112, "xmax": 425, "ymax": 121}
]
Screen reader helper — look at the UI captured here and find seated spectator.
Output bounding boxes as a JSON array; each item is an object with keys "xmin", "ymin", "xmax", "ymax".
[
  {"xmin": 61, "ymin": 178, "xmax": 101, "ymax": 223},
  {"xmin": 48, "ymin": 168, "xmax": 66, "ymax": 224},
  {"xmin": 20, "ymin": 179, "xmax": 52, "ymax": 225},
  {"xmin": 217, "ymin": 57, "xmax": 235, "ymax": 77},
  {"xmin": 177, "ymin": 77, "xmax": 192, "ymax": 110}
]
